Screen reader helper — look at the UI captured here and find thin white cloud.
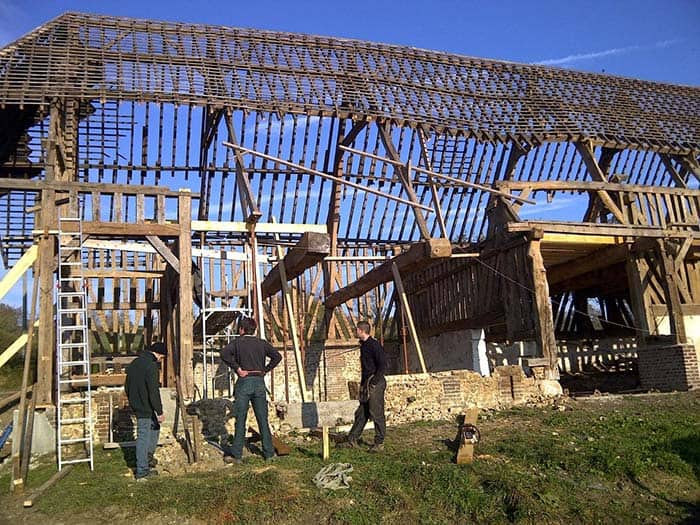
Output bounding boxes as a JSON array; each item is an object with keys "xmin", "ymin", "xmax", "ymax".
[{"xmin": 534, "ymin": 39, "xmax": 680, "ymax": 66}]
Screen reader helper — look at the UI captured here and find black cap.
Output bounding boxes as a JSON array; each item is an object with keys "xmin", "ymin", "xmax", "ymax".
[{"xmin": 149, "ymin": 342, "xmax": 167, "ymax": 355}]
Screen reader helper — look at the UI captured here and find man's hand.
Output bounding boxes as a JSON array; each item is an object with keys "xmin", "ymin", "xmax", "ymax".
[
  {"xmin": 157, "ymin": 413, "xmax": 165, "ymax": 423},
  {"xmin": 237, "ymin": 368, "xmax": 249, "ymax": 378}
]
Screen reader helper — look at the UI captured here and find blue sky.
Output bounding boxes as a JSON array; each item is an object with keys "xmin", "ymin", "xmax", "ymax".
[{"xmin": 0, "ymin": 0, "xmax": 698, "ymax": 308}]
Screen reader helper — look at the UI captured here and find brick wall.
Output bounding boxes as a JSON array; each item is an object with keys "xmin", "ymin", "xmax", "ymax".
[{"xmin": 637, "ymin": 344, "xmax": 700, "ymax": 392}]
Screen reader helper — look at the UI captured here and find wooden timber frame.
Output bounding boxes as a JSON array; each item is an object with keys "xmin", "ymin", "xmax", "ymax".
[{"xmin": 0, "ymin": 12, "xmax": 699, "ymax": 409}]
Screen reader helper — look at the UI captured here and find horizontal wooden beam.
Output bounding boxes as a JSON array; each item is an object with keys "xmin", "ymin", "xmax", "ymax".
[
  {"xmin": 191, "ymin": 220, "xmax": 327, "ymax": 234},
  {"xmin": 0, "ymin": 178, "xmax": 194, "ymax": 197},
  {"xmin": 81, "ymin": 222, "xmax": 181, "ymax": 237},
  {"xmin": 82, "ymin": 269, "xmax": 164, "ymax": 279},
  {"xmin": 325, "ymin": 238, "xmax": 452, "ymax": 309},
  {"xmin": 507, "ymin": 221, "xmax": 699, "ymax": 238},
  {"xmin": 262, "ymin": 232, "xmax": 330, "ymax": 298},
  {"xmin": 496, "ymin": 180, "xmax": 700, "ymax": 197},
  {"xmin": 546, "ymin": 243, "xmax": 630, "ymax": 286}
]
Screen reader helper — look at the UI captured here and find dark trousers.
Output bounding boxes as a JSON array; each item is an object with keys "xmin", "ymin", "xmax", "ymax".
[
  {"xmin": 231, "ymin": 376, "xmax": 274, "ymax": 459},
  {"xmin": 135, "ymin": 416, "xmax": 160, "ymax": 477},
  {"xmin": 348, "ymin": 377, "xmax": 386, "ymax": 444}
]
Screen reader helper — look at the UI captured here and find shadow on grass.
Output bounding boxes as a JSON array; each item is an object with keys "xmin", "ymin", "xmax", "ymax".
[{"xmin": 671, "ymin": 435, "xmax": 700, "ymax": 481}]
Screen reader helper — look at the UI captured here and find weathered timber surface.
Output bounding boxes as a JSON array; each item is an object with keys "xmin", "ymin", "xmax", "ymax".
[
  {"xmin": 325, "ymin": 238, "xmax": 451, "ymax": 309},
  {"xmin": 262, "ymin": 232, "xmax": 330, "ymax": 298}
]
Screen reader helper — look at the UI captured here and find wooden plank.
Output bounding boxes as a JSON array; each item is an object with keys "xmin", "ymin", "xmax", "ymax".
[
  {"xmin": 657, "ymin": 241, "xmax": 687, "ymax": 344},
  {"xmin": 0, "ymin": 244, "xmax": 37, "ymax": 303},
  {"xmin": 191, "ymin": 220, "xmax": 327, "ymax": 234},
  {"xmin": 79, "ymin": 221, "xmax": 181, "ymax": 237},
  {"xmin": 178, "ymin": 191, "xmax": 195, "ymax": 399},
  {"xmin": 392, "ymin": 262, "xmax": 427, "ymax": 373},
  {"xmin": 0, "ymin": 320, "xmax": 39, "ymax": 369},
  {"xmin": 23, "ymin": 465, "xmax": 74, "ymax": 507},
  {"xmin": 546, "ymin": 243, "xmax": 630, "ymax": 286},
  {"xmin": 222, "ymin": 142, "xmax": 435, "ymax": 212},
  {"xmin": 496, "ymin": 179, "xmax": 700, "ymax": 197},
  {"xmin": 146, "ymin": 235, "xmax": 180, "ymax": 273},
  {"xmin": 322, "ymin": 426, "xmax": 330, "ymax": 461},
  {"xmin": 262, "ymin": 232, "xmax": 330, "ymax": 298},
  {"xmin": 325, "ymin": 238, "xmax": 451, "ymax": 310},
  {"xmin": 82, "ymin": 269, "xmax": 164, "ymax": 279},
  {"xmin": 507, "ymin": 221, "xmax": 697, "ymax": 238},
  {"xmin": 275, "ymin": 239, "xmax": 310, "ymax": 402},
  {"xmin": 223, "ymin": 111, "xmax": 263, "ymax": 223},
  {"xmin": 0, "ymin": 177, "xmax": 187, "ymax": 197}
]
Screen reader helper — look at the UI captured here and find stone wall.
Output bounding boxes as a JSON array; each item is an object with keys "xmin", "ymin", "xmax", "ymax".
[
  {"xmin": 637, "ymin": 344, "xmax": 700, "ymax": 391},
  {"xmin": 383, "ymin": 366, "xmax": 559, "ymax": 425}
]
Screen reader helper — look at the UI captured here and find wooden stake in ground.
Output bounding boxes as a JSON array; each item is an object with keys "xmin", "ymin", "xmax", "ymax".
[{"xmin": 322, "ymin": 426, "xmax": 330, "ymax": 461}]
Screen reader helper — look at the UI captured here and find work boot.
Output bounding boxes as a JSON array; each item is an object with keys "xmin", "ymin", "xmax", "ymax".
[
  {"xmin": 336, "ymin": 439, "xmax": 358, "ymax": 449},
  {"xmin": 135, "ymin": 470, "xmax": 159, "ymax": 481},
  {"xmin": 368, "ymin": 443, "xmax": 384, "ymax": 454},
  {"xmin": 148, "ymin": 454, "xmax": 158, "ymax": 468},
  {"xmin": 264, "ymin": 455, "xmax": 277, "ymax": 463},
  {"xmin": 223, "ymin": 455, "xmax": 242, "ymax": 465}
]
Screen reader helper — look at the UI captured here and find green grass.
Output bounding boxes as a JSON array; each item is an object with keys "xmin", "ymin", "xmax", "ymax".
[{"xmin": 1, "ymin": 392, "xmax": 698, "ymax": 524}]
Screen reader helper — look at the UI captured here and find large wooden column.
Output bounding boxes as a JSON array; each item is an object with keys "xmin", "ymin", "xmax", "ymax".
[
  {"xmin": 178, "ymin": 190, "xmax": 194, "ymax": 399},
  {"xmin": 527, "ymin": 234, "xmax": 559, "ymax": 379}
]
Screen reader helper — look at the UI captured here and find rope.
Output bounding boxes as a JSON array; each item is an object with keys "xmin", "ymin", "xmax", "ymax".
[
  {"xmin": 473, "ymin": 257, "xmax": 653, "ymax": 335},
  {"xmin": 313, "ymin": 463, "xmax": 353, "ymax": 490}
]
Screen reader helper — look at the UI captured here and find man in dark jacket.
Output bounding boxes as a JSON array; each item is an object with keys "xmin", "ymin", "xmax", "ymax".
[
  {"xmin": 340, "ymin": 321, "xmax": 387, "ymax": 452},
  {"xmin": 221, "ymin": 317, "xmax": 281, "ymax": 463},
  {"xmin": 125, "ymin": 342, "xmax": 166, "ymax": 480}
]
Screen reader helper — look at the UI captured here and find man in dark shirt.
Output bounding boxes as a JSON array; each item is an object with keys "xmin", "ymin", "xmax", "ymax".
[
  {"xmin": 341, "ymin": 321, "xmax": 387, "ymax": 452},
  {"xmin": 125, "ymin": 342, "xmax": 166, "ymax": 480},
  {"xmin": 221, "ymin": 316, "xmax": 282, "ymax": 463}
]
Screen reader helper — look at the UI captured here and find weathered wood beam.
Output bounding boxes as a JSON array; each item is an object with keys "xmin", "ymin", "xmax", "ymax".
[
  {"xmin": 222, "ymin": 142, "xmax": 433, "ymax": 212},
  {"xmin": 417, "ymin": 128, "xmax": 448, "ymax": 238},
  {"xmin": 392, "ymin": 262, "xmax": 427, "ymax": 373},
  {"xmin": 376, "ymin": 121, "xmax": 431, "ymax": 239},
  {"xmin": 178, "ymin": 190, "xmax": 194, "ymax": 399},
  {"xmin": 496, "ymin": 180, "xmax": 700, "ymax": 196},
  {"xmin": 0, "ymin": 321, "xmax": 40, "ymax": 369},
  {"xmin": 546, "ymin": 243, "xmax": 630, "ymax": 287},
  {"xmin": 659, "ymin": 154, "xmax": 688, "ymax": 188},
  {"xmin": 507, "ymin": 221, "xmax": 698, "ymax": 238},
  {"xmin": 78, "ymin": 221, "xmax": 181, "ymax": 237},
  {"xmin": 527, "ymin": 238, "xmax": 559, "ymax": 379},
  {"xmin": 224, "ymin": 110, "xmax": 263, "ymax": 223},
  {"xmin": 0, "ymin": 178, "xmax": 190, "ymax": 197},
  {"xmin": 146, "ymin": 235, "xmax": 180, "ymax": 273},
  {"xmin": 324, "ymin": 238, "xmax": 451, "ymax": 309},
  {"xmin": 0, "ymin": 244, "xmax": 37, "ymax": 303},
  {"xmin": 574, "ymin": 141, "xmax": 627, "ymax": 224},
  {"xmin": 191, "ymin": 220, "xmax": 327, "ymax": 234},
  {"xmin": 262, "ymin": 232, "xmax": 329, "ymax": 299},
  {"xmin": 656, "ymin": 240, "xmax": 687, "ymax": 344}
]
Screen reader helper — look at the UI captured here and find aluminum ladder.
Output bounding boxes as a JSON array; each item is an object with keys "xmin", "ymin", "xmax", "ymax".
[{"xmin": 55, "ymin": 214, "xmax": 94, "ymax": 471}]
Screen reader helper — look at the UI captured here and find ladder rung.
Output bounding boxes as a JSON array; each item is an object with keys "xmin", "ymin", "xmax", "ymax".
[
  {"xmin": 58, "ymin": 292, "xmax": 85, "ymax": 297},
  {"xmin": 61, "ymin": 262, "xmax": 83, "ymax": 266},
  {"xmin": 59, "ymin": 397, "xmax": 89, "ymax": 404},
  {"xmin": 60, "ymin": 418, "xmax": 89, "ymax": 425},
  {"xmin": 59, "ymin": 217, "xmax": 82, "ymax": 222},
  {"xmin": 59, "ymin": 437, "xmax": 90, "ymax": 444},
  {"xmin": 58, "ymin": 342, "xmax": 88, "ymax": 348},
  {"xmin": 60, "ymin": 458, "xmax": 92, "ymax": 465},
  {"xmin": 60, "ymin": 361, "xmax": 90, "ymax": 367},
  {"xmin": 59, "ymin": 308, "xmax": 87, "ymax": 313},
  {"xmin": 59, "ymin": 378, "xmax": 90, "ymax": 384}
]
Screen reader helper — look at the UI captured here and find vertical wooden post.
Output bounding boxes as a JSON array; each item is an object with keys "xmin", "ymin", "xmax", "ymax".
[
  {"xmin": 626, "ymin": 251, "xmax": 652, "ymax": 343},
  {"xmin": 391, "ymin": 263, "xmax": 427, "ymax": 373},
  {"xmin": 527, "ymin": 235, "xmax": 559, "ymax": 380},
  {"xmin": 322, "ymin": 426, "xmax": 330, "ymax": 461},
  {"xmin": 276, "ymin": 243, "xmax": 309, "ymax": 402},
  {"xmin": 657, "ymin": 241, "xmax": 687, "ymax": 344},
  {"xmin": 178, "ymin": 190, "xmax": 194, "ymax": 399},
  {"xmin": 36, "ymin": 192, "xmax": 56, "ymax": 405}
]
